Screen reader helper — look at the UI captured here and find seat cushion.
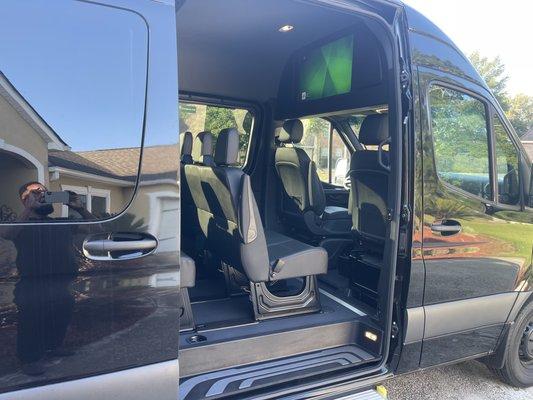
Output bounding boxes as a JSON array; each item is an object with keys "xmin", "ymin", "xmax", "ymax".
[
  {"xmin": 180, "ymin": 253, "xmax": 196, "ymax": 288},
  {"xmin": 265, "ymin": 231, "xmax": 327, "ymax": 281}
]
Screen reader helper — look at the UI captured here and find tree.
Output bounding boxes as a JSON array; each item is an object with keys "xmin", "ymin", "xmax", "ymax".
[
  {"xmin": 507, "ymin": 94, "xmax": 533, "ymax": 137},
  {"xmin": 204, "ymin": 106, "xmax": 237, "ymax": 138},
  {"xmin": 469, "ymin": 51, "xmax": 510, "ymax": 111},
  {"xmin": 469, "ymin": 51, "xmax": 533, "ymax": 136}
]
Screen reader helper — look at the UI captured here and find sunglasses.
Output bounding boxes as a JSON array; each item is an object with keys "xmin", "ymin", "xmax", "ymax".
[{"xmin": 21, "ymin": 186, "xmax": 46, "ymax": 200}]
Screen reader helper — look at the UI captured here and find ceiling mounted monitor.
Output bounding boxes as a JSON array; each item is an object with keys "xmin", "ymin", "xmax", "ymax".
[{"xmin": 298, "ymin": 33, "xmax": 354, "ymax": 102}]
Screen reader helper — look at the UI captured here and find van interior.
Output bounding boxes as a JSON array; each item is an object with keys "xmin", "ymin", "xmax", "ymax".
[{"xmin": 176, "ymin": 1, "xmax": 400, "ymax": 398}]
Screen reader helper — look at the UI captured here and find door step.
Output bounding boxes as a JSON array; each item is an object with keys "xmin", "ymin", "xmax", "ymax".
[{"xmin": 179, "ymin": 345, "xmax": 377, "ymax": 400}]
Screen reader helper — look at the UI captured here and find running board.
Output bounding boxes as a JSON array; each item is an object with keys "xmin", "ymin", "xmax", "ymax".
[{"xmin": 179, "ymin": 345, "xmax": 377, "ymax": 400}]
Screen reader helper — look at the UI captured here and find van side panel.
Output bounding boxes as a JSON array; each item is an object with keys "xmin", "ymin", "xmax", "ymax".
[
  {"xmin": 405, "ymin": 5, "xmax": 533, "ymax": 369},
  {"xmin": 416, "ymin": 60, "xmax": 532, "ymax": 368},
  {"xmin": 0, "ymin": 0, "xmax": 179, "ymax": 397}
]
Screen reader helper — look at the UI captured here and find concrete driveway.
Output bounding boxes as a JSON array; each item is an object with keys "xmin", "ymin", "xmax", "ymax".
[{"xmin": 384, "ymin": 361, "xmax": 533, "ymax": 400}]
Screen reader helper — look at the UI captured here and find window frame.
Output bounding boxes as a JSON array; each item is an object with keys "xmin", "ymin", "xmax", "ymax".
[
  {"xmin": 427, "ymin": 81, "xmax": 496, "ymax": 203},
  {"xmin": 489, "ymin": 106, "xmax": 524, "ymax": 210},
  {"xmin": 60, "ymin": 184, "xmax": 111, "ymax": 217},
  {"xmin": 178, "ymin": 95, "xmax": 260, "ymax": 171}
]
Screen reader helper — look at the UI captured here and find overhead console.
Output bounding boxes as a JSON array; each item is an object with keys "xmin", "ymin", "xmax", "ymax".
[{"xmin": 277, "ymin": 24, "xmax": 388, "ymax": 119}]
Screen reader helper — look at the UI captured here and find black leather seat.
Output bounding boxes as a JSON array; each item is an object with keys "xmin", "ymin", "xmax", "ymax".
[
  {"xmin": 182, "ymin": 131, "xmax": 215, "ymax": 256},
  {"xmin": 348, "ymin": 114, "xmax": 390, "ymax": 250},
  {"xmin": 186, "ymin": 128, "xmax": 327, "ymax": 319},
  {"xmin": 180, "ymin": 131, "xmax": 195, "ymax": 254},
  {"xmin": 274, "ymin": 119, "xmax": 351, "ymax": 238}
]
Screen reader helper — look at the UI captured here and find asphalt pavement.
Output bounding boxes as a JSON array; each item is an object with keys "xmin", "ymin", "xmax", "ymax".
[{"xmin": 384, "ymin": 361, "xmax": 533, "ymax": 400}]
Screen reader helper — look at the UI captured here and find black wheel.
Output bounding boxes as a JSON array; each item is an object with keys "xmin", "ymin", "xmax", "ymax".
[{"xmin": 493, "ymin": 299, "xmax": 533, "ymax": 387}]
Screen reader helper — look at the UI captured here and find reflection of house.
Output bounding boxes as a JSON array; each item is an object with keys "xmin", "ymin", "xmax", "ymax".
[
  {"xmin": 522, "ymin": 129, "xmax": 533, "ymax": 161},
  {"xmin": 0, "ymin": 72, "xmax": 70, "ymax": 219},
  {"xmin": 0, "ymin": 72, "xmax": 179, "ymax": 252},
  {"xmin": 48, "ymin": 145, "xmax": 178, "ymax": 218}
]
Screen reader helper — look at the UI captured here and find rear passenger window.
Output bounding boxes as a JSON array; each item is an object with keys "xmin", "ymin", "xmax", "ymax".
[
  {"xmin": 0, "ymin": 0, "xmax": 148, "ymax": 223},
  {"xmin": 179, "ymin": 102, "xmax": 254, "ymax": 167},
  {"xmin": 297, "ymin": 117, "xmax": 350, "ymax": 185},
  {"xmin": 429, "ymin": 86, "xmax": 492, "ymax": 199},
  {"xmin": 493, "ymin": 115, "xmax": 520, "ymax": 206}
]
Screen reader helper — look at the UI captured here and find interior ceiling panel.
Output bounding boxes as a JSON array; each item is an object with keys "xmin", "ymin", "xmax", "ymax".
[{"xmin": 177, "ymin": 0, "xmax": 359, "ymax": 102}]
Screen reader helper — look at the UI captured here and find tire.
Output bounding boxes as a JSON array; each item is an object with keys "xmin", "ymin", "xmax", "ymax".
[{"xmin": 492, "ymin": 299, "xmax": 533, "ymax": 387}]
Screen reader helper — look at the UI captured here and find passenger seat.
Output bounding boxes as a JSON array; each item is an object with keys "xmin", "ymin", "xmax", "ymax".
[
  {"xmin": 274, "ymin": 119, "xmax": 351, "ymax": 238},
  {"xmin": 187, "ymin": 128, "xmax": 328, "ymax": 319},
  {"xmin": 348, "ymin": 114, "xmax": 389, "ymax": 251},
  {"xmin": 180, "ymin": 131, "xmax": 195, "ymax": 255}
]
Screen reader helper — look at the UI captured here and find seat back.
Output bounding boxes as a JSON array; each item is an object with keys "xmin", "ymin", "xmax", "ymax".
[
  {"xmin": 182, "ymin": 131, "xmax": 214, "ymax": 255},
  {"xmin": 186, "ymin": 128, "xmax": 270, "ymax": 283},
  {"xmin": 349, "ymin": 114, "xmax": 389, "ymax": 245},
  {"xmin": 274, "ymin": 119, "xmax": 326, "ymax": 222}
]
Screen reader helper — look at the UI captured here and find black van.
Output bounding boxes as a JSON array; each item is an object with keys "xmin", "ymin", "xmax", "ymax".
[{"xmin": 0, "ymin": 0, "xmax": 531, "ymax": 399}]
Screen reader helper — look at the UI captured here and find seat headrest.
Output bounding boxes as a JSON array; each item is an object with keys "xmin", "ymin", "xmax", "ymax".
[
  {"xmin": 278, "ymin": 119, "xmax": 303, "ymax": 144},
  {"xmin": 215, "ymin": 128, "xmax": 240, "ymax": 166},
  {"xmin": 192, "ymin": 131, "xmax": 215, "ymax": 165},
  {"xmin": 180, "ymin": 131, "xmax": 193, "ymax": 164},
  {"xmin": 359, "ymin": 114, "xmax": 389, "ymax": 146}
]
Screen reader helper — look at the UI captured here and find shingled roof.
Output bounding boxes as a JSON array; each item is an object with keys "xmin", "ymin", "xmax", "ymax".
[{"xmin": 49, "ymin": 144, "xmax": 179, "ymax": 182}]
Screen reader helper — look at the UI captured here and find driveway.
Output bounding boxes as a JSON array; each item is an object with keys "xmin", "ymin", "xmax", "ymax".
[{"xmin": 385, "ymin": 361, "xmax": 533, "ymax": 400}]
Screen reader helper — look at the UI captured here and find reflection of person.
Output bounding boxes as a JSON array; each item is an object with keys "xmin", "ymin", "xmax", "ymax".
[{"xmin": 0, "ymin": 182, "xmax": 96, "ymax": 376}]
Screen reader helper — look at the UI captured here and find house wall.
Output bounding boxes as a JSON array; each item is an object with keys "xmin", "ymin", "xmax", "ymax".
[
  {"xmin": 0, "ymin": 94, "xmax": 49, "ymax": 219},
  {"xmin": 0, "ymin": 94, "xmax": 48, "ymax": 183},
  {"xmin": 125, "ymin": 183, "xmax": 179, "ymax": 240}
]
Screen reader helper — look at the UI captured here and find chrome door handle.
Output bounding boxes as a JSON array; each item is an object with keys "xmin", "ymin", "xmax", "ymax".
[
  {"xmin": 83, "ymin": 233, "xmax": 158, "ymax": 260},
  {"xmin": 84, "ymin": 238, "xmax": 157, "ymax": 252},
  {"xmin": 430, "ymin": 220, "xmax": 462, "ymax": 235}
]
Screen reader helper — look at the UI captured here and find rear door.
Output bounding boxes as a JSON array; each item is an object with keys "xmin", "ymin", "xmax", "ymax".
[
  {"xmin": 0, "ymin": 0, "xmax": 179, "ymax": 398},
  {"xmin": 419, "ymin": 72, "xmax": 533, "ymax": 367}
]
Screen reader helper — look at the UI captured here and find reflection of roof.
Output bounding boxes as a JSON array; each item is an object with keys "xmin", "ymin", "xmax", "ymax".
[{"xmin": 49, "ymin": 144, "xmax": 179, "ymax": 182}]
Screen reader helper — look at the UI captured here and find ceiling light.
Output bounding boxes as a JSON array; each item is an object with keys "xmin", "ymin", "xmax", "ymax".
[{"xmin": 278, "ymin": 25, "xmax": 294, "ymax": 33}]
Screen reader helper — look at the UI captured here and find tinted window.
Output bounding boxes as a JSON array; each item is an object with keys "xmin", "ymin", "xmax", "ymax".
[
  {"xmin": 429, "ymin": 86, "xmax": 492, "ymax": 199},
  {"xmin": 493, "ymin": 115, "xmax": 520, "ymax": 205},
  {"xmin": 179, "ymin": 102, "xmax": 254, "ymax": 167},
  {"xmin": 0, "ymin": 0, "xmax": 148, "ymax": 223}
]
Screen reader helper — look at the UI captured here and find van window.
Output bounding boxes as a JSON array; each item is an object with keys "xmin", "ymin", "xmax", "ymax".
[
  {"xmin": 493, "ymin": 115, "xmax": 520, "ymax": 206},
  {"xmin": 179, "ymin": 102, "xmax": 254, "ymax": 167},
  {"xmin": 429, "ymin": 86, "xmax": 492, "ymax": 200},
  {"xmin": 0, "ymin": 0, "xmax": 148, "ymax": 223},
  {"xmin": 297, "ymin": 118, "xmax": 350, "ymax": 185}
]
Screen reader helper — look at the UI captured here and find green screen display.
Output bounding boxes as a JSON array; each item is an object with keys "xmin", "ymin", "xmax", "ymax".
[{"xmin": 298, "ymin": 34, "xmax": 354, "ymax": 101}]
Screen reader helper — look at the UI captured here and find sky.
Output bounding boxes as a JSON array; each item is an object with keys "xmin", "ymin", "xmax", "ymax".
[
  {"xmin": 0, "ymin": 0, "xmax": 148, "ymax": 151},
  {"xmin": 404, "ymin": 0, "xmax": 533, "ymax": 97}
]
